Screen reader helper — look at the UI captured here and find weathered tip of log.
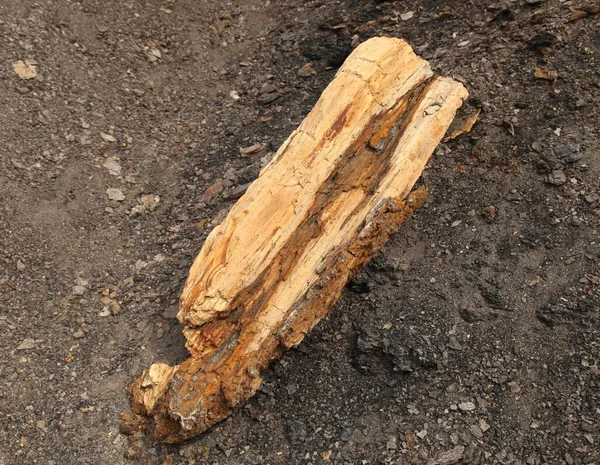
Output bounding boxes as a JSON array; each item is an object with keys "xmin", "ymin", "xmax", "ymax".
[{"xmin": 127, "ymin": 36, "xmax": 468, "ymax": 443}]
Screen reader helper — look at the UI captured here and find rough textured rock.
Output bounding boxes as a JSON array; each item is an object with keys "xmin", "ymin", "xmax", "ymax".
[{"xmin": 128, "ymin": 37, "xmax": 467, "ymax": 443}]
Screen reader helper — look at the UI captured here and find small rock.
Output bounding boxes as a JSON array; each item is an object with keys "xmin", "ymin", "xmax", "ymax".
[
  {"xmin": 101, "ymin": 296, "xmax": 120, "ymax": 315},
  {"xmin": 553, "ymin": 144, "xmax": 583, "ymax": 164},
  {"xmin": 100, "ymin": 132, "xmax": 117, "ymax": 143},
  {"xmin": 148, "ymin": 48, "xmax": 162, "ymax": 60},
  {"xmin": 286, "ymin": 419, "xmax": 307, "ymax": 444},
  {"xmin": 508, "ymin": 381, "xmax": 521, "ymax": 394},
  {"xmin": 386, "ymin": 436, "xmax": 397, "ymax": 450},
  {"xmin": 99, "ymin": 308, "xmax": 111, "ymax": 317},
  {"xmin": 470, "ymin": 424, "xmax": 483, "ymax": 438},
  {"xmin": 229, "ymin": 90, "xmax": 241, "ymax": 100},
  {"xmin": 258, "ymin": 83, "xmax": 280, "ymax": 104},
  {"xmin": 570, "ymin": 217, "xmax": 582, "ymax": 227},
  {"xmin": 479, "ymin": 419, "xmax": 491, "ymax": 432},
  {"xmin": 106, "ymin": 188, "xmax": 125, "ymax": 201},
  {"xmin": 102, "ymin": 157, "xmax": 121, "ymax": 176},
  {"xmin": 401, "ymin": 11, "xmax": 415, "ymax": 21},
  {"xmin": 162, "ymin": 305, "xmax": 179, "ymax": 321},
  {"xmin": 16, "ymin": 260, "xmax": 26, "ymax": 271},
  {"xmin": 202, "ymin": 181, "xmax": 223, "ymax": 203},
  {"xmin": 239, "ymin": 143, "xmax": 265, "ymax": 157},
  {"xmin": 447, "ymin": 335, "xmax": 463, "ymax": 351},
  {"xmin": 131, "ymin": 194, "xmax": 160, "ymax": 216},
  {"xmin": 13, "ymin": 60, "xmax": 37, "ymax": 80},
  {"xmin": 458, "ymin": 401, "xmax": 476, "ymax": 412},
  {"xmin": 547, "ymin": 169, "xmax": 566, "ymax": 186},
  {"xmin": 259, "ymin": 83, "xmax": 277, "ymax": 94},
  {"xmin": 481, "ymin": 206, "xmax": 496, "ymax": 223},
  {"xmin": 72, "ymin": 285, "xmax": 86, "ymax": 296},
  {"xmin": 17, "ymin": 338, "xmax": 36, "ymax": 350},
  {"xmin": 73, "ymin": 330, "xmax": 85, "ymax": 339},
  {"xmin": 298, "ymin": 63, "xmax": 317, "ymax": 77},
  {"xmin": 223, "ymin": 183, "xmax": 250, "ymax": 201},
  {"xmin": 433, "ymin": 446, "xmax": 465, "ymax": 465},
  {"xmin": 257, "ymin": 91, "xmax": 280, "ymax": 105}
]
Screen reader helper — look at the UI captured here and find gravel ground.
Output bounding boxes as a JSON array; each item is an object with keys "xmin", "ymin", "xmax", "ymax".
[{"xmin": 0, "ymin": 0, "xmax": 599, "ymax": 464}]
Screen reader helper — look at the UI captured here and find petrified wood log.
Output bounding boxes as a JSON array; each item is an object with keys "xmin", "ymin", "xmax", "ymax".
[{"xmin": 128, "ymin": 37, "xmax": 468, "ymax": 443}]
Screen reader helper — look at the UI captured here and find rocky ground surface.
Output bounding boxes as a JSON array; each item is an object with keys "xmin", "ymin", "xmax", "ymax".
[{"xmin": 1, "ymin": 0, "xmax": 599, "ymax": 464}]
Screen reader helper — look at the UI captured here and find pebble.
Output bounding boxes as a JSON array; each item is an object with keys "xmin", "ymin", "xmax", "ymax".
[
  {"xmin": 447, "ymin": 335, "xmax": 463, "ymax": 351},
  {"xmin": 298, "ymin": 63, "xmax": 316, "ymax": 77},
  {"xmin": 552, "ymin": 143, "xmax": 583, "ymax": 164},
  {"xmin": 106, "ymin": 188, "xmax": 126, "ymax": 201},
  {"xmin": 458, "ymin": 401, "xmax": 476, "ymax": 412},
  {"xmin": 13, "ymin": 60, "xmax": 37, "ymax": 80},
  {"xmin": 547, "ymin": 169, "xmax": 566, "ymax": 186},
  {"xmin": 482, "ymin": 206, "xmax": 496, "ymax": 223},
  {"xmin": 162, "ymin": 305, "xmax": 179, "ymax": 320},
  {"xmin": 72, "ymin": 285, "xmax": 86, "ymax": 296},
  {"xmin": 131, "ymin": 194, "xmax": 160, "ymax": 216},
  {"xmin": 479, "ymin": 419, "xmax": 491, "ymax": 432},
  {"xmin": 73, "ymin": 330, "xmax": 85, "ymax": 339},
  {"xmin": 257, "ymin": 83, "xmax": 280, "ymax": 105},
  {"xmin": 286, "ymin": 419, "xmax": 307, "ymax": 444},
  {"xmin": 239, "ymin": 143, "xmax": 265, "ymax": 157},
  {"xmin": 17, "ymin": 338, "xmax": 36, "ymax": 350},
  {"xmin": 102, "ymin": 157, "xmax": 122, "ymax": 176},
  {"xmin": 223, "ymin": 183, "xmax": 250, "ymax": 201},
  {"xmin": 433, "ymin": 445, "xmax": 465, "ymax": 465},
  {"xmin": 470, "ymin": 424, "xmax": 483, "ymax": 438},
  {"xmin": 100, "ymin": 132, "xmax": 117, "ymax": 143},
  {"xmin": 16, "ymin": 260, "xmax": 26, "ymax": 271}
]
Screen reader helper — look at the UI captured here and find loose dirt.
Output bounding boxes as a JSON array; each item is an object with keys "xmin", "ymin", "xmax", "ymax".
[{"xmin": 1, "ymin": 1, "xmax": 598, "ymax": 464}]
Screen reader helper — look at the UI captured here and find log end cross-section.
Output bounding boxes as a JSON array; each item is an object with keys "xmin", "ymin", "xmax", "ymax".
[{"xmin": 127, "ymin": 37, "xmax": 468, "ymax": 443}]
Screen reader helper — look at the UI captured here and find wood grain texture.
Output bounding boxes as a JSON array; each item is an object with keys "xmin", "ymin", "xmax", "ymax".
[{"xmin": 128, "ymin": 37, "xmax": 468, "ymax": 443}]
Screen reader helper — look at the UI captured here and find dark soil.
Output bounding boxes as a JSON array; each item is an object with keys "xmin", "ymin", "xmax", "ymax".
[{"xmin": 1, "ymin": 0, "xmax": 599, "ymax": 464}]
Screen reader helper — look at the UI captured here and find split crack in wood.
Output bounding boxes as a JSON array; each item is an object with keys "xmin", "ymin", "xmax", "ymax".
[{"xmin": 125, "ymin": 37, "xmax": 468, "ymax": 443}]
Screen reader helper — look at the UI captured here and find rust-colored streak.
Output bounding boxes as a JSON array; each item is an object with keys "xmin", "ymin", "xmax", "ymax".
[
  {"xmin": 327, "ymin": 105, "xmax": 350, "ymax": 139},
  {"xmin": 184, "ymin": 319, "xmax": 238, "ymax": 358},
  {"xmin": 231, "ymin": 78, "xmax": 432, "ymax": 330}
]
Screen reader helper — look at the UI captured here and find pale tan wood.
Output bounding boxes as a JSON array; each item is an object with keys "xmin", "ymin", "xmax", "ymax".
[{"xmin": 127, "ymin": 37, "xmax": 468, "ymax": 443}]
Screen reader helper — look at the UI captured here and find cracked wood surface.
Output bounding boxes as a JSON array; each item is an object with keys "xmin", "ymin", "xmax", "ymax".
[{"xmin": 128, "ymin": 37, "xmax": 468, "ymax": 443}]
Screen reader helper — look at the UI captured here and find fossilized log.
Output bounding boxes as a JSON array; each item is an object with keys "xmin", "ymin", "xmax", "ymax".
[{"xmin": 128, "ymin": 37, "xmax": 468, "ymax": 443}]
